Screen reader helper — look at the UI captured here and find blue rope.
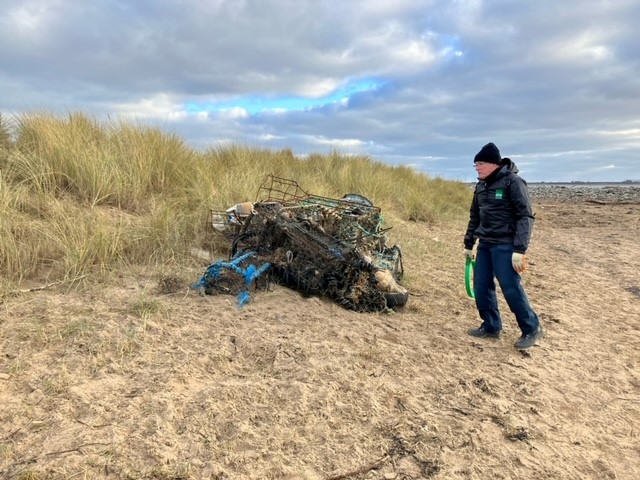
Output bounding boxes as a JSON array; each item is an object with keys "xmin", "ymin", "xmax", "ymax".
[{"xmin": 193, "ymin": 251, "xmax": 271, "ymax": 307}]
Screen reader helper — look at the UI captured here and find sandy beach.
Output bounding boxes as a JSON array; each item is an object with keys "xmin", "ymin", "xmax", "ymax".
[{"xmin": 1, "ymin": 186, "xmax": 639, "ymax": 479}]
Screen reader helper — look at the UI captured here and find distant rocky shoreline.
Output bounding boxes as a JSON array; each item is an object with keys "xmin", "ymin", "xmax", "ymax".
[{"xmin": 528, "ymin": 185, "xmax": 640, "ymax": 203}]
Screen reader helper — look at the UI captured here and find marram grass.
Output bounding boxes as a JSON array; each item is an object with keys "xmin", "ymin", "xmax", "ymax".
[{"xmin": 0, "ymin": 111, "xmax": 472, "ymax": 288}]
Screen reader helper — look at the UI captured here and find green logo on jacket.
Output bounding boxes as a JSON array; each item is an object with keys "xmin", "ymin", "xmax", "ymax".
[{"xmin": 495, "ymin": 189, "xmax": 504, "ymax": 199}]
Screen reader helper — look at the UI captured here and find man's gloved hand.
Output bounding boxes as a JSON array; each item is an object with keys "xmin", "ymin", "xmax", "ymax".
[
  {"xmin": 465, "ymin": 249, "xmax": 474, "ymax": 260},
  {"xmin": 512, "ymin": 252, "xmax": 528, "ymax": 273}
]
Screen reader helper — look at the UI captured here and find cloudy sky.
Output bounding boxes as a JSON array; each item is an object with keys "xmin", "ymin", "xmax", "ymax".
[{"xmin": 1, "ymin": 0, "xmax": 639, "ymax": 182}]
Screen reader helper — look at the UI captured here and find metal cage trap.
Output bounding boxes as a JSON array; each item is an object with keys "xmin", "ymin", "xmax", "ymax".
[{"xmin": 201, "ymin": 175, "xmax": 407, "ymax": 311}]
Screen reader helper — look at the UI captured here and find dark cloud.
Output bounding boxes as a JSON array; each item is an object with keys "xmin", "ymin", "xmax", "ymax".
[{"xmin": 1, "ymin": 0, "xmax": 639, "ymax": 181}]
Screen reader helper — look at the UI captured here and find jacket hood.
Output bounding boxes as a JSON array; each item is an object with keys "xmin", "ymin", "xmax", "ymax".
[{"xmin": 501, "ymin": 157, "xmax": 519, "ymax": 174}]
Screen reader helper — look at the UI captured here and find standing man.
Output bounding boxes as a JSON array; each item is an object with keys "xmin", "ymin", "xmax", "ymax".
[{"xmin": 464, "ymin": 142, "xmax": 543, "ymax": 350}]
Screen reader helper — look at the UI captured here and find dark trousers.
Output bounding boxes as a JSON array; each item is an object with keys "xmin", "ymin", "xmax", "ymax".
[{"xmin": 474, "ymin": 242, "xmax": 539, "ymax": 335}]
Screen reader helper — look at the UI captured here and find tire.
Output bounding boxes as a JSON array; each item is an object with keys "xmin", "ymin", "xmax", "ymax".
[
  {"xmin": 384, "ymin": 291, "xmax": 409, "ymax": 308},
  {"xmin": 341, "ymin": 193, "xmax": 373, "ymax": 207}
]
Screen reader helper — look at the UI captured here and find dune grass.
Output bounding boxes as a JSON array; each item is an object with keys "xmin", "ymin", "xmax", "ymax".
[{"xmin": 0, "ymin": 111, "xmax": 471, "ymax": 291}]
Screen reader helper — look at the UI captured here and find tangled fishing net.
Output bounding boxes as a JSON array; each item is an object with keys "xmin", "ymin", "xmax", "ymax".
[{"xmin": 196, "ymin": 176, "xmax": 408, "ymax": 312}]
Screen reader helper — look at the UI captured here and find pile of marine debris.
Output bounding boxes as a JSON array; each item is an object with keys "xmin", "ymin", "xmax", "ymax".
[{"xmin": 195, "ymin": 176, "xmax": 408, "ymax": 312}]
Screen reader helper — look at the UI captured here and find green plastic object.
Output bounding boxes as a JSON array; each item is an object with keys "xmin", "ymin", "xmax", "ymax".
[{"xmin": 465, "ymin": 256, "xmax": 475, "ymax": 299}]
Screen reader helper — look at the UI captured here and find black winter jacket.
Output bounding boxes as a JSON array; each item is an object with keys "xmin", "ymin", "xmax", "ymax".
[{"xmin": 463, "ymin": 159, "xmax": 534, "ymax": 254}]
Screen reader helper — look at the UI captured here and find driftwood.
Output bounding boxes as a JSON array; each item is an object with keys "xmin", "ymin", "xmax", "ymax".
[{"xmin": 9, "ymin": 275, "xmax": 88, "ymax": 295}]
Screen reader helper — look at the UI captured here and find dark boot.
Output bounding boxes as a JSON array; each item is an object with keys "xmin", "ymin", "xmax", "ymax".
[
  {"xmin": 468, "ymin": 326, "xmax": 501, "ymax": 339},
  {"xmin": 514, "ymin": 326, "xmax": 544, "ymax": 350}
]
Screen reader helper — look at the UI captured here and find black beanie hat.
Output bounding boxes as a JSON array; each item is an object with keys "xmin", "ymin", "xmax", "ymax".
[{"xmin": 474, "ymin": 142, "xmax": 502, "ymax": 165}]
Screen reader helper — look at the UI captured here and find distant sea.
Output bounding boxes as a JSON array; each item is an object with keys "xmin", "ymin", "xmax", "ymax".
[
  {"xmin": 528, "ymin": 182, "xmax": 640, "ymax": 188},
  {"xmin": 465, "ymin": 181, "xmax": 640, "ymax": 188}
]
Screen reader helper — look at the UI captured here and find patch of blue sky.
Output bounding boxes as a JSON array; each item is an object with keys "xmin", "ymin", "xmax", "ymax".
[
  {"xmin": 185, "ymin": 78, "xmax": 386, "ymax": 115},
  {"xmin": 437, "ymin": 34, "xmax": 464, "ymax": 61}
]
